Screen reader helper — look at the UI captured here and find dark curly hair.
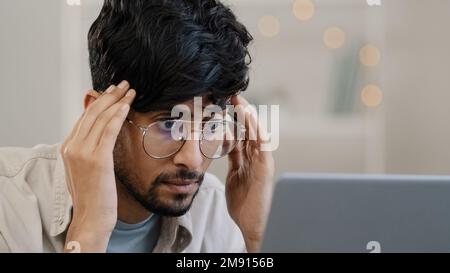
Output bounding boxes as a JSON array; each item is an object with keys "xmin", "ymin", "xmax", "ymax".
[{"xmin": 88, "ymin": 0, "xmax": 253, "ymax": 112}]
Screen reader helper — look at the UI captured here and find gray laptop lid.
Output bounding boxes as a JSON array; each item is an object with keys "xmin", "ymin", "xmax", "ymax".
[{"xmin": 262, "ymin": 173, "xmax": 450, "ymax": 253}]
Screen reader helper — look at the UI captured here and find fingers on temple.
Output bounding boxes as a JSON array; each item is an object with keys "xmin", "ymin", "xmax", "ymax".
[{"xmin": 75, "ymin": 81, "xmax": 131, "ymax": 140}]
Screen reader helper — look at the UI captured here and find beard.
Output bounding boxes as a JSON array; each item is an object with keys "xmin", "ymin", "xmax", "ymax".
[
  {"xmin": 113, "ymin": 126, "xmax": 204, "ymax": 217},
  {"xmin": 113, "ymin": 134, "xmax": 204, "ymax": 217},
  {"xmin": 115, "ymin": 166, "xmax": 204, "ymax": 217}
]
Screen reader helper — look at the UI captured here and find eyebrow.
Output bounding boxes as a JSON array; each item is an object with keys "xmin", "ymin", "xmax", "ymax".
[{"xmin": 155, "ymin": 107, "xmax": 226, "ymax": 120}]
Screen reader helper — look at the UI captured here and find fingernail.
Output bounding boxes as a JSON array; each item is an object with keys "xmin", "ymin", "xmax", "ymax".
[
  {"xmin": 118, "ymin": 81, "xmax": 129, "ymax": 89},
  {"xmin": 126, "ymin": 89, "xmax": 135, "ymax": 97},
  {"xmin": 105, "ymin": 85, "xmax": 115, "ymax": 93}
]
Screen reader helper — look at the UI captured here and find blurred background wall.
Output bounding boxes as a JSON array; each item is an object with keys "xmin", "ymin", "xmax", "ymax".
[
  {"xmin": 1, "ymin": 0, "xmax": 450, "ymax": 182},
  {"xmin": 0, "ymin": 0, "xmax": 61, "ymax": 147}
]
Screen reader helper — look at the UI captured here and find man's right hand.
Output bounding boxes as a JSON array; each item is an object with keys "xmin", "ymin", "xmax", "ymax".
[{"xmin": 60, "ymin": 81, "xmax": 136, "ymax": 252}]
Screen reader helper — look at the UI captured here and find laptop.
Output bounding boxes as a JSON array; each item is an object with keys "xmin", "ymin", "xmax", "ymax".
[{"xmin": 261, "ymin": 173, "xmax": 450, "ymax": 253}]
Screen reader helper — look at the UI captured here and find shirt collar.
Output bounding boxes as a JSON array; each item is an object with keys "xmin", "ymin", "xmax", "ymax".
[{"xmin": 49, "ymin": 143, "xmax": 193, "ymax": 252}]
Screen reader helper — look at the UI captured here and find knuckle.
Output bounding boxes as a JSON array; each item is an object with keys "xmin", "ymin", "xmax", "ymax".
[
  {"xmin": 115, "ymin": 103, "xmax": 127, "ymax": 113},
  {"xmin": 62, "ymin": 146, "xmax": 76, "ymax": 160},
  {"xmin": 84, "ymin": 106, "xmax": 97, "ymax": 117},
  {"xmin": 104, "ymin": 123, "xmax": 118, "ymax": 137},
  {"xmin": 96, "ymin": 112, "xmax": 110, "ymax": 126},
  {"xmin": 105, "ymin": 91, "xmax": 121, "ymax": 101},
  {"xmin": 62, "ymin": 146, "xmax": 87, "ymax": 161}
]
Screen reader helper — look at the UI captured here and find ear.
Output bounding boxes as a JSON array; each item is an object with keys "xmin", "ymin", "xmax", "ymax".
[{"xmin": 83, "ymin": 90, "xmax": 101, "ymax": 110}]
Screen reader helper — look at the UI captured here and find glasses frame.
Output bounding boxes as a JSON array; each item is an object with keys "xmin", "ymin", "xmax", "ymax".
[{"xmin": 126, "ymin": 117, "xmax": 244, "ymax": 160}]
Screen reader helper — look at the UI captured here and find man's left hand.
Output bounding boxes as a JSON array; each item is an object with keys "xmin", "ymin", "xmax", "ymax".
[{"xmin": 225, "ymin": 95, "xmax": 275, "ymax": 253}]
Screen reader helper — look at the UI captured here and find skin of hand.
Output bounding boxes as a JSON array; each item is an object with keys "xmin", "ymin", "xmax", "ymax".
[
  {"xmin": 225, "ymin": 95, "xmax": 275, "ymax": 253},
  {"xmin": 61, "ymin": 81, "xmax": 136, "ymax": 253}
]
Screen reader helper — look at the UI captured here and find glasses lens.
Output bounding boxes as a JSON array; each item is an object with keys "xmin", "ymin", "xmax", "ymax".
[
  {"xmin": 200, "ymin": 119, "xmax": 243, "ymax": 159},
  {"xmin": 143, "ymin": 120, "xmax": 187, "ymax": 158}
]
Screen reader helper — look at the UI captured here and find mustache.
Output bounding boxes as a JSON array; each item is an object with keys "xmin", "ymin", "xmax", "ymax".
[{"xmin": 154, "ymin": 169, "xmax": 205, "ymax": 184}]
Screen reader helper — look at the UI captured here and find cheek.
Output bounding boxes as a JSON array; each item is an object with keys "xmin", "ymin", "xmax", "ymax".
[
  {"xmin": 201, "ymin": 158, "xmax": 214, "ymax": 171},
  {"xmin": 133, "ymin": 152, "xmax": 167, "ymax": 189},
  {"xmin": 118, "ymin": 128, "xmax": 165, "ymax": 187}
]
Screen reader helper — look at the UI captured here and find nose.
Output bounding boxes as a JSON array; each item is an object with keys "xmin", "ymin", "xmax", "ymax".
[{"xmin": 173, "ymin": 139, "xmax": 204, "ymax": 171}]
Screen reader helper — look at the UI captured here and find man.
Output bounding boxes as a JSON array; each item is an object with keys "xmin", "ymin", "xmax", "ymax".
[{"xmin": 0, "ymin": 0, "xmax": 274, "ymax": 253}]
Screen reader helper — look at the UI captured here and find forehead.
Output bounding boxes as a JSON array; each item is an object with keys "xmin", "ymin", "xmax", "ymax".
[
  {"xmin": 132, "ymin": 96, "xmax": 221, "ymax": 121},
  {"xmin": 178, "ymin": 96, "xmax": 213, "ymax": 109}
]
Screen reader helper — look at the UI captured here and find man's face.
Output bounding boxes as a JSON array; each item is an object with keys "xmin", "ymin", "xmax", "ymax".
[{"xmin": 112, "ymin": 98, "xmax": 215, "ymax": 217}]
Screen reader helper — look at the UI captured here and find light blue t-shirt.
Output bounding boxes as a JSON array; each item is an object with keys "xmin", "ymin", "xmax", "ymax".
[{"xmin": 107, "ymin": 214, "xmax": 161, "ymax": 253}]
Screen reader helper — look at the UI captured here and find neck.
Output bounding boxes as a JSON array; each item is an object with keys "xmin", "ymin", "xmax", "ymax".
[{"xmin": 116, "ymin": 180, "xmax": 152, "ymax": 224}]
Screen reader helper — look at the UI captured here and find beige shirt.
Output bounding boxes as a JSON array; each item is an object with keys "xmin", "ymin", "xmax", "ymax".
[{"xmin": 0, "ymin": 143, "xmax": 245, "ymax": 253}]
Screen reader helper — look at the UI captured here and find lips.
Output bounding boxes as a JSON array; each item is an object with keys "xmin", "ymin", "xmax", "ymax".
[
  {"xmin": 162, "ymin": 179, "xmax": 198, "ymax": 186},
  {"xmin": 161, "ymin": 179, "xmax": 199, "ymax": 195}
]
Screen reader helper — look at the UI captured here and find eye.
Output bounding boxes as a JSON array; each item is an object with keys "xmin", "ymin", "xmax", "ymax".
[
  {"xmin": 209, "ymin": 122, "xmax": 218, "ymax": 132},
  {"xmin": 157, "ymin": 119, "xmax": 177, "ymax": 132},
  {"xmin": 203, "ymin": 120, "xmax": 224, "ymax": 139}
]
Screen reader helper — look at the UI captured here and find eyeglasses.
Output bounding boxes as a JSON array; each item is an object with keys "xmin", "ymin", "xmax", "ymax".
[{"xmin": 126, "ymin": 115, "xmax": 245, "ymax": 159}]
